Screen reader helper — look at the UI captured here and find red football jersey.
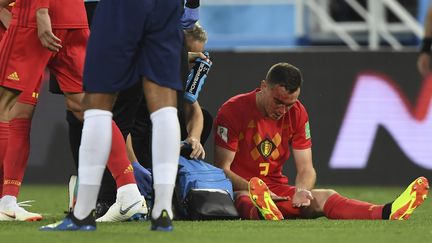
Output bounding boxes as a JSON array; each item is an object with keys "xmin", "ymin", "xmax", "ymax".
[
  {"xmin": 214, "ymin": 89, "xmax": 312, "ymax": 185},
  {"xmin": 0, "ymin": 25, "xmax": 5, "ymax": 40},
  {"xmin": 11, "ymin": 0, "xmax": 88, "ymax": 29}
]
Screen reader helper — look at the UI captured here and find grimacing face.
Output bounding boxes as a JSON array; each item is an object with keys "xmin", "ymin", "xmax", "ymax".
[{"xmin": 260, "ymin": 81, "xmax": 300, "ymax": 120}]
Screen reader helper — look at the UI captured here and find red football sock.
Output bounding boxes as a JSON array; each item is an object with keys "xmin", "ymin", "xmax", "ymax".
[
  {"xmin": 0, "ymin": 121, "xmax": 9, "ymax": 196},
  {"xmin": 323, "ymin": 193, "xmax": 383, "ymax": 219},
  {"xmin": 2, "ymin": 118, "xmax": 31, "ymax": 197},
  {"xmin": 235, "ymin": 194, "xmax": 261, "ymax": 220},
  {"xmin": 106, "ymin": 121, "xmax": 136, "ymax": 189}
]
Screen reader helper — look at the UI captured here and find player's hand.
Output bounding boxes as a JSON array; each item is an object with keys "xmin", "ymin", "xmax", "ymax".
[
  {"xmin": 188, "ymin": 52, "xmax": 209, "ymax": 64},
  {"xmin": 292, "ymin": 189, "xmax": 314, "ymax": 207},
  {"xmin": 270, "ymin": 191, "xmax": 290, "ymax": 202},
  {"xmin": 36, "ymin": 8, "xmax": 62, "ymax": 52},
  {"xmin": 184, "ymin": 136, "xmax": 205, "ymax": 160},
  {"xmin": 417, "ymin": 53, "xmax": 431, "ymax": 77},
  {"xmin": 0, "ymin": 8, "xmax": 12, "ymax": 29}
]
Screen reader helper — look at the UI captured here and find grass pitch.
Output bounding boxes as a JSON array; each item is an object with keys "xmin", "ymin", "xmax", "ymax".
[{"xmin": 0, "ymin": 185, "xmax": 430, "ymax": 243}]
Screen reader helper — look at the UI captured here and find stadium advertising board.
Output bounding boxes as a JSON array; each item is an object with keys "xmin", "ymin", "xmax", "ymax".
[
  {"xmin": 26, "ymin": 51, "xmax": 432, "ymax": 185},
  {"xmin": 199, "ymin": 51, "xmax": 432, "ymax": 185}
]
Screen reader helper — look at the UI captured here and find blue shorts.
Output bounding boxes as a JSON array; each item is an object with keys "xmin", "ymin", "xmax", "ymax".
[{"xmin": 83, "ymin": 0, "xmax": 183, "ymax": 92}]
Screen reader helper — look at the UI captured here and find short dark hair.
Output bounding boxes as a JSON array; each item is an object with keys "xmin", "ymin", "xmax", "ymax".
[{"xmin": 265, "ymin": 63, "xmax": 303, "ymax": 93}]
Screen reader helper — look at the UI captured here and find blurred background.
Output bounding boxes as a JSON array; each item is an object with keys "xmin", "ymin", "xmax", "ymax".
[{"xmin": 27, "ymin": 0, "xmax": 432, "ymax": 186}]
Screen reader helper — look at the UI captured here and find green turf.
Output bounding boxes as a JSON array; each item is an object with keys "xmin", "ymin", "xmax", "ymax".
[{"xmin": 0, "ymin": 185, "xmax": 430, "ymax": 243}]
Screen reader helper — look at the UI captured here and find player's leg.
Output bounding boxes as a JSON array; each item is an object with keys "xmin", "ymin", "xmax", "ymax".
[
  {"xmin": 0, "ymin": 25, "xmax": 50, "ymax": 220},
  {"xmin": 294, "ymin": 187, "xmax": 385, "ymax": 219},
  {"xmin": 50, "ymin": 54, "xmax": 145, "ymax": 224},
  {"xmin": 0, "ymin": 88, "xmax": 21, "ymax": 190},
  {"xmin": 58, "ymin": 45, "xmax": 145, "ymax": 224},
  {"xmin": 130, "ymin": 98, "xmax": 152, "ymax": 168},
  {"xmin": 302, "ymin": 176, "xmax": 429, "ymax": 220},
  {"xmin": 41, "ymin": 0, "xmax": 150, "ymax": 228},
  {"xmin": 143, "ymin": 79, "xmax": 180, "ymax": 231},
  {"xmin": 47, "ymin": 74, "xmax": 82, "ymax": 170},
  {"xmin": 47, "ymin": 26, "xmax": 140, "ymax": 223},
  {"xmin": 96, "ymin": 82, "xmax": 144, "ymax": 220},
  {"xmin": 96, "ymin": 90, "xmax": 147, "ymax": 222},
  {"xmin": 305, "ymin": 188, "xmax": 386, "ymax": 219},
  {"xmin": 236, "ymin": 180, "xmax": 285, "ymax": 221},
  {"xmin": 246, "ymin": 177, "xmax": 284, "ymax": 220},
  {"xmin": 138, "ymin": 0, "xmax": 183, "ymax": 231},
  {"xmin": 75, "ymin": 95, "xmax": 143, "ymax": 224},
  {"xmin": 234, "ymin": 191, "xmax": 262, "ymax": 220},
  {"xmin": 0, "ymin": 99, "xmax": 41, "ymax": 222},
  {"xmin": 0, "ymin": 88, "xmax": 19, "ymax": 197},
  {"xmin": 95, "ymin": 118, "xmax": 147, "ymax": 222}
]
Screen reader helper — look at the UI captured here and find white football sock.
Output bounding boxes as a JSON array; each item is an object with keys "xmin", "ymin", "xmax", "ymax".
[
  {"xmin": 117, "ymin": 183, "xmax": 141, "ymax": 204},
  {"xmin": 150, "ymin": 107, "xmax": 180, "ymax": 219},
  {"xmin": 74, "ymin": 109, "xmax": 112, "ymax": 220},
  {"xmin": 0, "ymin": 195, "xmax": 17, "ymax": 210}
]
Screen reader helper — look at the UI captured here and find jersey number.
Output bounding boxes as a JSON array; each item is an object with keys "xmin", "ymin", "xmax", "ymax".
[{"xmin": 259, "ymin": 162, "xmax": 269, "ymax": 176}]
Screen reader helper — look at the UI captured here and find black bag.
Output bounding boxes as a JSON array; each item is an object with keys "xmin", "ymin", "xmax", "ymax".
[{"xmin": 183, "ymin": 189, "xmax": 239, "ymax": 220}]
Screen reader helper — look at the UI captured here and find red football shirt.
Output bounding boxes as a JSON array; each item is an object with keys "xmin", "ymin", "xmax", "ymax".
[
  {"xmin": 11, "ymin": 0, "xmax": 88, "ymax": 29},
  {"xmin": 0, "ymin": 25, "xmax": 5, "ymax": 40},
  {"xmin": 214, "ymin": 89, "xmax": 312, "ymax": 185}
]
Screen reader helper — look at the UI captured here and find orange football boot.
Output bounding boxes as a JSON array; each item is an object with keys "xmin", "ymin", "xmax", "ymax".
[
  {"xmin": 248, "ymin": 177, "xmax": 283, "ymax": 220},
  {"xmin": 390, "ymin": 176, "xmax": 429, "ymax": 220}
]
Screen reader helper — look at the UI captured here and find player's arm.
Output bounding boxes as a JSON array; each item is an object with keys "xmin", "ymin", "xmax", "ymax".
[
  {"xmin": 0, "ymin": 0, "xmax": 14, "ymax": 8},
  {"xmin": 35, "ymin": 0, "xmax": 62, "ymax": 52},
  {"xmin": 125, "ymin": 134, "xmax": 138, "ymax": 163},
  {"xmin": 182, "ymin": 100, "xmax": 205, "ymax": 159},
  {"xmin": 418, "ymin": 7, "xmax": 432, "ymax": 77},
  {"xmin": 0, "ymin": 7, "xmax": 11, "ymax": 28},
  {"xmin": 291, "ymin": 148, "xmax": 316, "ymax": 207},
  {"xmin": 214, "ymin": 145, "xmax": 249, "ymax": 191}
]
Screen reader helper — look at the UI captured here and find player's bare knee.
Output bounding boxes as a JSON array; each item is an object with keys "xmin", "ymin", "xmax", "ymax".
[
  {"xmin": 10, "ymin": 103, "xmax": 35, "ymax": 119},
  {"xmin": 81, "ymin": 93, "xmax": 117, "ymax": 111},
  {"xmin": 301, "ymin": 200, "xmax": 324, "ymax": 218},
  {"xmin": 64, "ymin": 92, "xmax": 84, "ymax": 113},
  {"xmin": 310, "ymin": 189, "xmax": 337, "ymax": 211},
  {"xmin": 0, "ymin": 87, "xmax": 20, "ymax": 121},
  {"xmin": 143, "ymin": 79, "xmax": 177, "ymax": 113}
]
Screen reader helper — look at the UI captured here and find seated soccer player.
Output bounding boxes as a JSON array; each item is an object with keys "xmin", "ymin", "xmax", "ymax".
[{"xmin": 214, "ymin": 62, "xmax": 429, "ymax": 220}]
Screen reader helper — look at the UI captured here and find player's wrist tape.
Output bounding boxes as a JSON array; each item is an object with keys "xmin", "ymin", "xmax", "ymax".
[
  {"xmin": 420, "ymin": 38, "xmax": 432, "ymax": 54},
  {"xmin": 184, "ymin": 52, "xmax": 211, "ymax": 103}
]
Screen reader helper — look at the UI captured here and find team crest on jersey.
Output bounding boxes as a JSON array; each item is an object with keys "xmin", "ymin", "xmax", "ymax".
[
  {"xmin": 258, "ymin": 139, "xmax": 276, "ymax": 159},
  {"xmin": 217, "ymin": 126, "xmax": 228, "ymax": 143}
]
